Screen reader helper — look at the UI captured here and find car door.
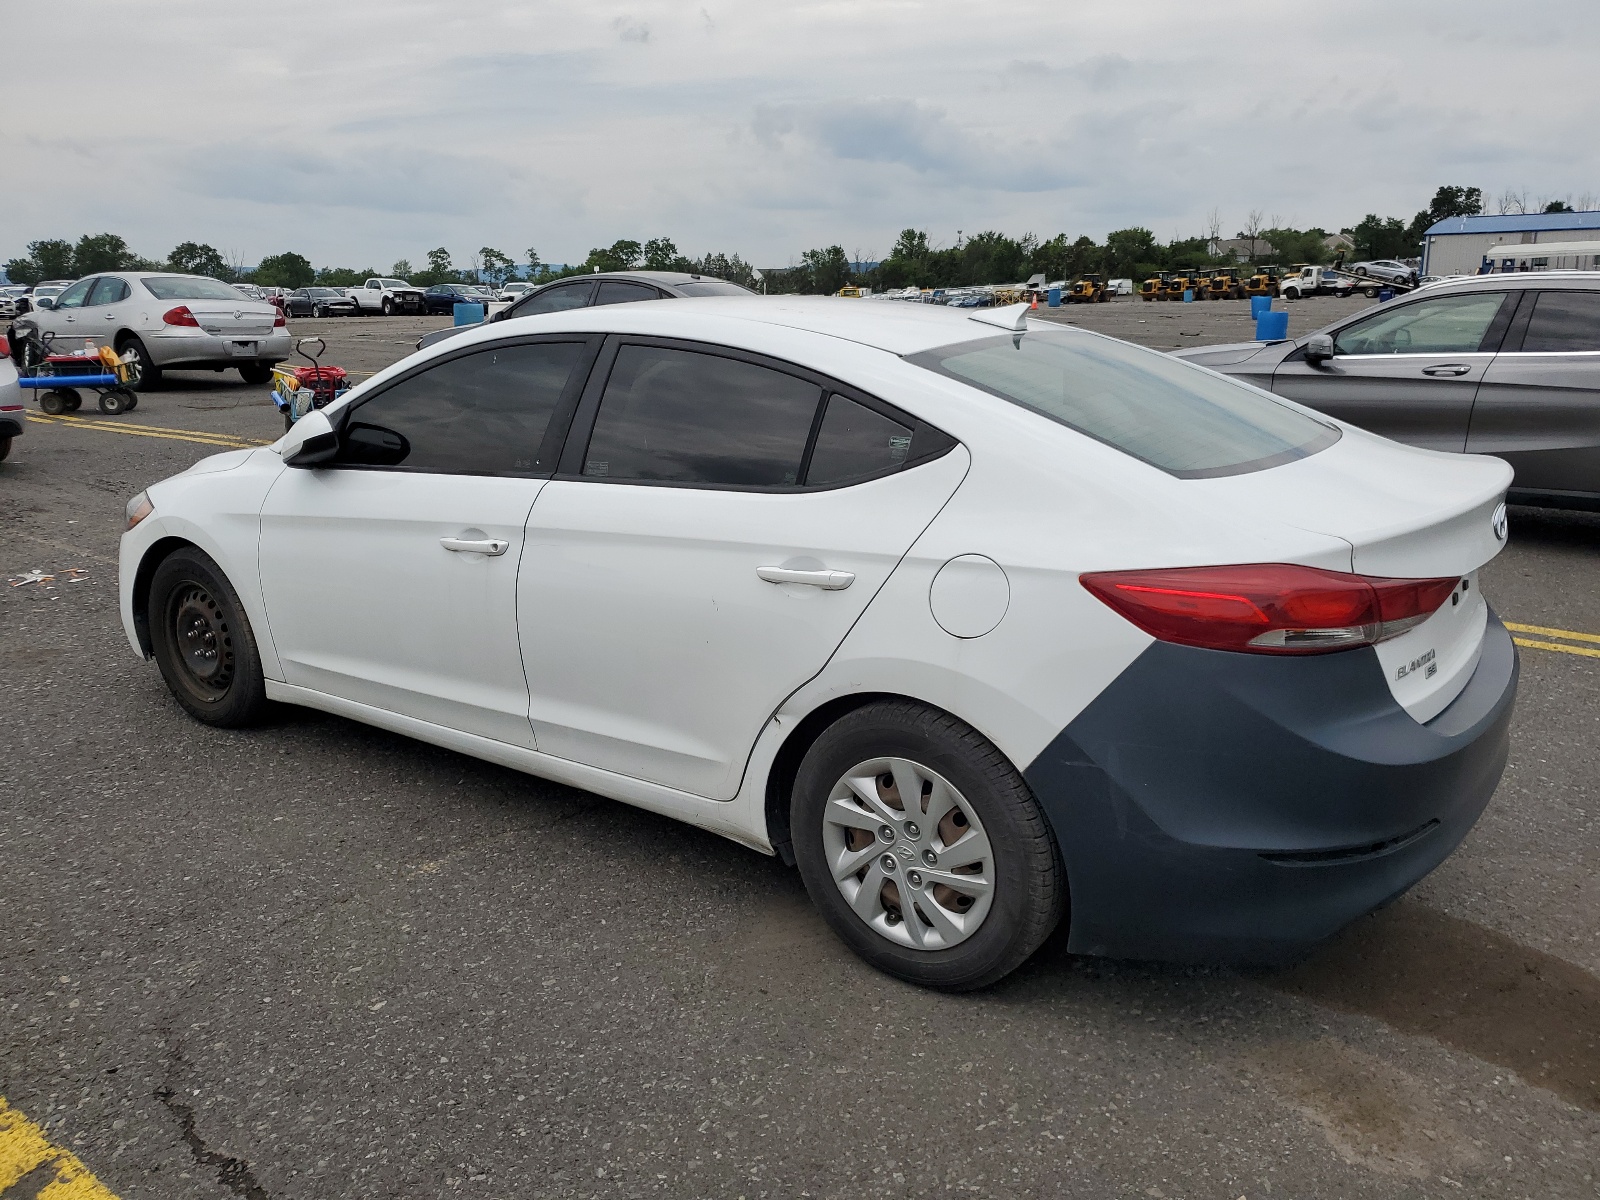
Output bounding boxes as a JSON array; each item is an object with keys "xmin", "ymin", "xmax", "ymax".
[
  {"xmin": 516, "ymin": 337, "xmax": 967, "ymax": 800},
  {"xmin": 1270, "ymin": 290, "xmax": 1513, "ymax": 451},
  {"xmin": 258, "ymin": 336, "xmax": 597, "ymax": 746},
  {"xmin": 83, "ymin": 276, "xmax": 133, "ymax": 350},
  {"xmin": 1467, "ymin": 288, "xmax": 1600, "ymax": 496},
  {"xmin": 34, "ymin": 277, "xmax": 95, "ymax": 346}
]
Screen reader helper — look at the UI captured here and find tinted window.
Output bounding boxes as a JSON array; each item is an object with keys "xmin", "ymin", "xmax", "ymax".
[
  {"xmin": 336, "ymin": 342, "xmax": 584, "ymax": 474},
  {"xmin": 517, "ymin": 282, "xmax": 594, "ymax": 315},
  {"xmin": 1334, "ymin": 292, "xmax": 1507, "ymax": 355},
  {"xmin": 594, "ymin": 280, "xmax": 661, "ymax": 306},
  {"xmin": 911, "ymin": 330, "xmax": 1338, "ymax": 479},
  {"xmin": 87, "ymin": 277, "xmax": 131, "ymax": 305},
  {"xmin": 1520, "ymin": 291, "xmax": 1600, "ymax": 352},
  {"xmin": 142, "ymin": 276, "xmax": 251, "ymax": 301},
  {"xmin": 582, "ymin": 345, "xmax": 821, "ymax": 486},
  {"xmin": 53, "ymin": 279, "xmax": 94, "ymax": 309},
  {"xmin": 674, "ymin": 281, "xmax": 755, "ymax": 297},
  {"xmin": 806, "ymin": 395, "xmax": 913, "ymax": 486}
]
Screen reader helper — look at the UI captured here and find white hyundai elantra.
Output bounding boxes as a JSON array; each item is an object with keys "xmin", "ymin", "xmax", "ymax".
[{"xmin": 120, "ymin": 298, "xmax": 1518, "ymax": 989}]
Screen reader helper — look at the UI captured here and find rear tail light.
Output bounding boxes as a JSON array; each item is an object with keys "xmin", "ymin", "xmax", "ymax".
[
  {"xmin": 162, "ymin": 305, "xmax": 200, "ymax": 327},
  {"xmin": 1081, "ymin": 564, "xmax": 1461, "ymax": 655},
  {"xmin": 273, "ymin": 308, "xmax": 287, "ymax": 327}
]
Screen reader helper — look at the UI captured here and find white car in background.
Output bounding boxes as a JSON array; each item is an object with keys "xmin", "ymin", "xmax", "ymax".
[
  {"xmin": 498, "ymin": 281, "xmax": 535, "ymax": 303},
  {"xmin": 119, "ymin": 298, "xmax": 1518, "ymax": 989}
]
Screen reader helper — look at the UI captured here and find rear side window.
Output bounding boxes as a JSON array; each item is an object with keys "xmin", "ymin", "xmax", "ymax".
[
  {"xmin": 911, "ymin": 330, "xmax": 1338, "ymax": 479},
  {"xmin": 807, "ymin": 395, "xmax": 914, "ymax": 486},
  {"xmin": 88, "ymin": 277, "xmax": 130, "ymax": 305},
  {"xmin": 516, "ymin": 282, "xmax": 594, "ymax": 315},
  {"xmin": 594, "ymin": 280, "xmax": 661, "ymax": 306},
  {"xmin": 582, "ymin": 345, "xmax": 821, "ymax": 486},
  {"xmin": 1333, "ymin": 292, "xmax": 1508, "ymax": 355},
  {"xmin": 1519, "ymin": 291, "xmax": 1600, "ymax": 352},
  {"xmin": 336, "ymin": 341, "xmax": 584, "ymax": 475}
]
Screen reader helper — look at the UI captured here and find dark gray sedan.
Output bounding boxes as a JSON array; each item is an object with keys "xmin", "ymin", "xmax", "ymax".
[
  {"xmin": 1174, "ymin": 273, "xmax": 1600, "ymax": 510},
  {"xmin": 417, "ymin": 271, "xmax": 754, "ymax": 350}
]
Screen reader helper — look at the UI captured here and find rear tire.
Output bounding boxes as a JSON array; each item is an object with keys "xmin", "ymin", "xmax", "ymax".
[
  {"xmin": 117, "ymin": 335, "xmax": 161, "ymax": 391},
  {"xmin": 0, "ymin": 436, "xmax": 10, "ymax": 461},
  {"xmin": 148, "ymin": 547, "xmax": 269, "ymax": 727},
  {"xmin": 791, "ymin": 700, "xmax": 1065, "ymax": 991},
  {"xmin": 239, "ymin": 362, "xmax": 273, "ymax": 386}
]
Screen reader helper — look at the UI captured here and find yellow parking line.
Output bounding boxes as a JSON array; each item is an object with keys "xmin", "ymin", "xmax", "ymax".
[
  {"xmin": 1513, "ymin": 637, "xmax": 1600, "ymax": 660},
  {"xmin": 28, "ymin": 414, "xmax": 268, "ymax": 450},
  {"xmin": 1504, "ymin": 621, "xmax": 1600, "ymax": 646},
  {"xmin": 0, "ymin": 1097, "xmax": 120, "ymax": 1198}
]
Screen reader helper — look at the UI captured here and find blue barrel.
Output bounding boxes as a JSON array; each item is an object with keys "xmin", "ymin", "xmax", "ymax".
[
  {"xmin": 1250, "ymin": 295, "xmax": 1271, "ymax": 319},
  {"xmin": 1378, "ymin": 288, "xmax": 1394, "ymax": 302},
  {"xmin": 1047, "ymin": 287, "xmax": 1061, "ymax": 308},
  {"xmin": 1183, "ymin": 289, "xmax": 1194, "ymax": 302},
  {"xmin": 453, "ymin": 302, "xmax": 486, "ymax": 326},
  {"xmin": 1255, "ymin": 310, "xmax": 1290, "ymax": 341}
]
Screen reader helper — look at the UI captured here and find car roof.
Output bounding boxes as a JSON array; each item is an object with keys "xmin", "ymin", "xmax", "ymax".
[
  {"xmin": 493, "ymin": 294, "xmax": 1054, "ymax": 356},
  {"xmin": 1415, "ymin": 270, "xmax": 1600, "ymax": 293}
]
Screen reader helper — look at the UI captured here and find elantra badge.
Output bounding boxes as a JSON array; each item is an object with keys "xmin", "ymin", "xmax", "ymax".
[{"xmin": 1491, "ymin": 502, "xmax": 1508, "ymax": 542}]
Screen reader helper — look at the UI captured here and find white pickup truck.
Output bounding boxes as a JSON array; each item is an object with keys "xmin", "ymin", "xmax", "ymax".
[{"xmin": 344, "ymin": 278, "xmax": 428, "ymax": 316}]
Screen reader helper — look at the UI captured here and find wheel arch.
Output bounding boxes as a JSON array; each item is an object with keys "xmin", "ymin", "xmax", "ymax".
[{"xmin": 130, "ymin": 535, "xmax": 198, "ymax": 656}]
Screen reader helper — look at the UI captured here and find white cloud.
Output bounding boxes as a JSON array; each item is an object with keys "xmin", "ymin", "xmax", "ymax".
[{"xmin": 3, "ymin": 0, "xmax": 1597, "ymax": 270}]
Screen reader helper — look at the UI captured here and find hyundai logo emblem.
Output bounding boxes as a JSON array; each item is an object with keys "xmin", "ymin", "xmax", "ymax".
[{"xmin": 1491, "ymin": 501, "xmax": 1508, "ymax": 542}]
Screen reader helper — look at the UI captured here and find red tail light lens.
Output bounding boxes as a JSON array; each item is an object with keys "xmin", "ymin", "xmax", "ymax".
[
  {"xmin": 1081, "ymin": 564, "xmax": 1461, "ymax": 655},
  {"xmin": 273, "ymin": 308, "xmax": 287, "ymax": 327},
  {"xmin": 0, "ymin": 335, "xmax": 10, "ymax": 357},
  {"xmin": 162, "ymin": 305, "xmax": 200, "ymax": 327}
]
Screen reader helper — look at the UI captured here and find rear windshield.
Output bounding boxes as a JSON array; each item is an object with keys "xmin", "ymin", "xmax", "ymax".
[
  {"xmin": 675, "ymin": 280, "xmax": 755, "ymax": 297},
  {"xmin": 142, "ymin": 276, "xmax": 252, "ymax": 301},
  {"xmin": 909, "ymin": 330, "xmax": 1339, "ymax": 479},
  {"xmin": 379, "ymin": 279, "xmax": 409, "ymax": 289}
]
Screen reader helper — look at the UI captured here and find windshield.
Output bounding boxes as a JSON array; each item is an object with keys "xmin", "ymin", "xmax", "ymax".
[
  {"xmin": 675, "ymin": 280, "xmax": 755, "ymax": 296},
  {"xmin": 910, "ymin": 330, "xmax": 1339, "ymax": 479},
  {"xmin": 142, "ymin": 276, "xmax": 255, "ymax": 301},
  {"xmin": 379, "ymin": 279, "xmax": 409, "ymax": 289}
]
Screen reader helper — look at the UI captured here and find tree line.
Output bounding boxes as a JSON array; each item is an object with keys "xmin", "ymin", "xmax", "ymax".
[{"xmin": 0, "ymin": 184, "xmax": 1548, "ymax": 294}]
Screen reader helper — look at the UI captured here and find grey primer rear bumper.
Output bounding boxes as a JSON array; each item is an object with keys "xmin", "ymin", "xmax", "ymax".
[{"xmin": 1025, "ymin": 611, "xmax": 1519, "ymax": 964}]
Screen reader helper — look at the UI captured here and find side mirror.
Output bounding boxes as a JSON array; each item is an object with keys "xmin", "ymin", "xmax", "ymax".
[
  {"xmin": 280, "ymin": 408, "xmax": 340, "ymax": 467},
  {"xmin": 1304, "ymin": 333, "xmax": 1336, "ymax": 365},
  {"xmin": 35, "ymin": 297, "xmax": 56, "ymax": 310}
]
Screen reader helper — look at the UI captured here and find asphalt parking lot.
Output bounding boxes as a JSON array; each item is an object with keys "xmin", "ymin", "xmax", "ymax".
[{"xmin": 2, "ymin": 303, "xmax": 1597, "ymax": 1199}]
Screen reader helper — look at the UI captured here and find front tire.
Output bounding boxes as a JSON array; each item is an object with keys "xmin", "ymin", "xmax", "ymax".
[
  {"xmin": 381, "ymin": 297, "xmax": 394, "ymax": 316},
  {"xmin": 148, "ymin": 547, "xmax": 269, "ymax": 727},
  {"xmin": 791, "ymin": 700, "xmax": 1064, "ymax": 991},
  {"xmin": 117, "ymin": 335, "xmax": 162, "ymax": 391}
]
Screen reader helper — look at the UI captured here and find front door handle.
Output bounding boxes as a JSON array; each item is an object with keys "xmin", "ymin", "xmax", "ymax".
[
  {"xmin": 104, "ymin": 313, "xmax": 116, "ymax": 320},
  {"xmin": 756, "ymin": 566, "xmax": 854, "ymax": 590},
  {"xmin": 441, "ymin": 537, "xmax": 509, "ymax": 556},
  {"xmin": 1421, "ymin": 364, "xmax": 1471, "ymax": 377}
]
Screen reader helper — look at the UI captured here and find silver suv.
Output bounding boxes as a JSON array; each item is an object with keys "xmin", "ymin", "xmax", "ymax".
[{"xmin": 1175, "ymin": 272, "xmax": 1600, "ymax": 509}]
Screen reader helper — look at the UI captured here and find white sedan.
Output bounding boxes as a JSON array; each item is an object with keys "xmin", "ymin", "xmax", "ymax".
[{"xmin": 119, "ymin": 298, "xmax": 1519, "ymax": 989}]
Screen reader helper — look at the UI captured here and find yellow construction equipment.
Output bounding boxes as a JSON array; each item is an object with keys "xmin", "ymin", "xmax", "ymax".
[
  {"xmin": 1206, "ymin": 268, "xmax": 1246, "ymax": 300},
  {"xmin": 1244, "ymin": 266, "xmax": 1282, "ymax": 298},
  {"xmin": 1139, "ymin": 272, "xmax": 1173, "ymax": 302},
  {"xmin": 1067, "ymin": 274, "xmax": 1109, "ymax": 304}
]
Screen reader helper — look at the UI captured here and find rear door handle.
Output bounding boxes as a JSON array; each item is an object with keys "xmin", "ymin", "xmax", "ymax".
[
  {"xmin": 441, "ymin": 537, "xmax": 509, "ymax": 556},
  {"xmin": 1421, "ymin": 364, "xmax": 1471, "ymax": 377},
  {"xmin": 756, "ymin": 566, "xmax": 855, "ymax": 590}
]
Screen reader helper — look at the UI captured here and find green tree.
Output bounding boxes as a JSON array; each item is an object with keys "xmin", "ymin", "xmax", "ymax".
[
  {"xmin": 74, "ymin": 233, "xmax": 151, "ymax": 275},
  {"xmin": 798, "ymin": 245, "xmax": 852, "ymax": 294},
  {"xmin": 478, "ymin": 247, "xmax": 516, "ymax": 286},
  {"xmin": 1404, "ymin": 185, "xmax": 1484, "ymax": 244},
  {"xmin": 253, "ymin": 252, "xmax": 316, "ymax": 288},
  {"xmin": 166, "ymin": 241, "xmax": 230, "ymax": 278},
  {"xmin": 642, "ymin": 238, "xmax": 681, "ymax": 270},
  {"xmin": 3, "ymin": 239, "xmax": 76, "ymax": 284},
  {"xmin": 314, "ymin": 266, "xmax": 375, "ymax": 288},
  {"xmin": 1351, "ymin": 214, "xmax": 1413, "ymax": 260},
  {"xmin": 687, "ymin": 251, "xmax": 757, "ymax": 289},
  {"xmin": 1104, "ymin": 227, "xmax": 1158, "ymax": 278},
  {"xmin": 1544, "ymin": 199, "xmax": 1573, "ymax": 213},
  {"xmin": 391, "ymin": 259, "xmax": 414, "ymax": 279},
  {"xmin": 585, "ymin": 240, "xmax": 642, "ymax": 273}
]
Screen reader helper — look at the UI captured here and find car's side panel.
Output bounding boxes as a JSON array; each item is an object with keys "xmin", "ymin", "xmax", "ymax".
[
  {"xmin": 120, "ymin": 449, "xmax": 288, "ymax": 679},
  {"xmin": 1467, "ymin": 351, "xmax": 1600, "ymax": 496}
]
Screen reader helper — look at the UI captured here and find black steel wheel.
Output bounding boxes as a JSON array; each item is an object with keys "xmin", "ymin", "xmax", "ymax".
[
  {"xmin": 238, "ymin": 362, "xmax": 273, "ymax": 386},
  {"xmin": 791, "ymin": 700, "xmax": 1065, "ymax": 991},
  {"xmin": 148, "ymin": 547, "xmax": 269, "ymax": 726}
]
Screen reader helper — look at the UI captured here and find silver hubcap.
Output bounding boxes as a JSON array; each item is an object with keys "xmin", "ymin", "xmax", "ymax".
[{"xmin": 822, "ymin": 757, "xmax": 994, "ymax": 951}]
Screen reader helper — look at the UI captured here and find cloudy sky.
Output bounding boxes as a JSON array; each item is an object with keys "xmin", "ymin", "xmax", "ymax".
[{"xmin": 6, "ymin": 0, "xmax": 1598, "ymax": 271}]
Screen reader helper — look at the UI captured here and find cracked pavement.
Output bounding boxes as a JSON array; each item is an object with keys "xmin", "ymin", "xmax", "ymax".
[{"xmin": 1, "ymin": 311, "xmax": 1598, "ymax": 1198}]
